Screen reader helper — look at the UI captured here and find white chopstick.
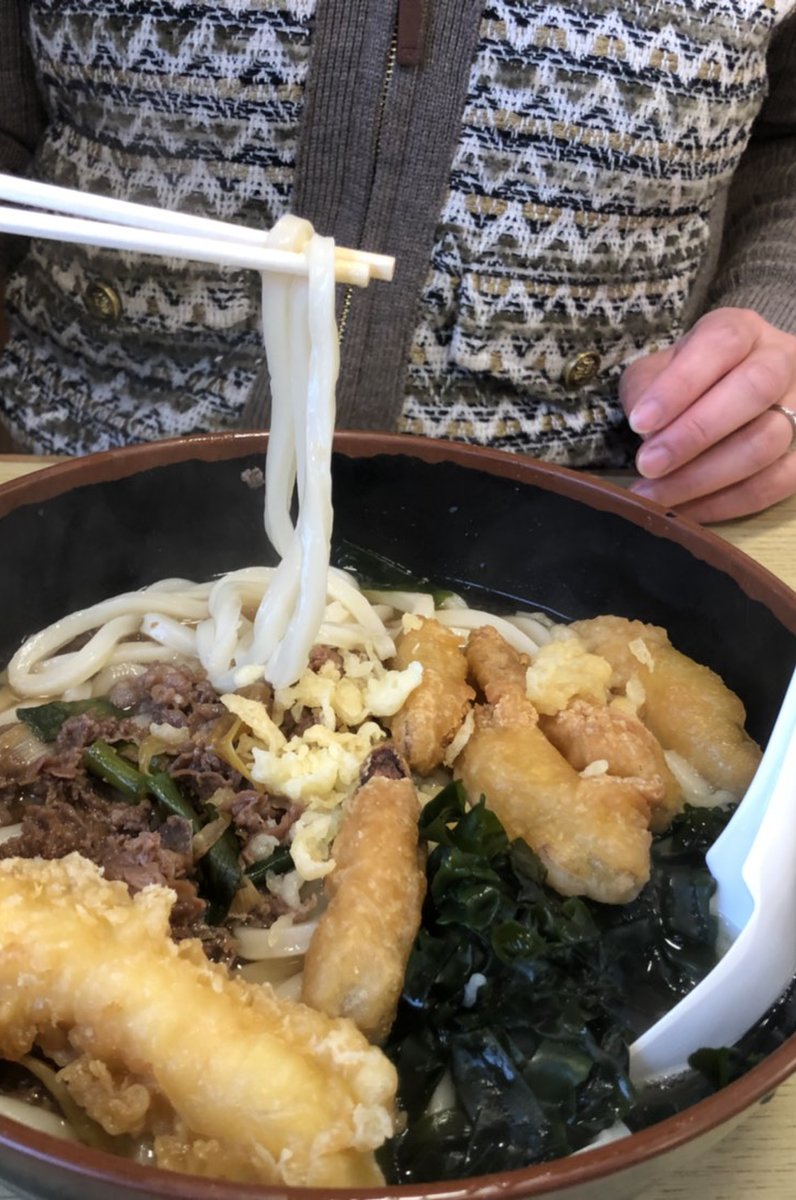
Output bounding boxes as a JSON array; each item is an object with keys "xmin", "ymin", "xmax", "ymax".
[
  {"xmin": 0, "ymin": 205, "xmax": 372, "ymax": 286},
  {"xmin": 0, "ymin": 173, "xmax": 395, "ymax": 285}
]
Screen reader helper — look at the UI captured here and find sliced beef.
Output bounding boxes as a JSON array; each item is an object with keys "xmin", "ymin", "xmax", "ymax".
[
  {"xmin": 110, "ymin": 664, "xmax": 226, "ymax": 734},
  {"xmin": 7, "ymin": 766, "xmax": 151, "ymax": 830},
  {"xmin": 361, "ymin": 743, "xmax": 409, "ymax": 783},
  {"xmin": 308, "ymin": 645, "xmax": 344, "ymax": 673},
  {"xmin": 44, "ymin": 712, "xmax": 144, "ymax": 779},
  {"xmin": 0, "ymin": 794, "xmax": 213, "ymax": 949},
  {"xmin": 0, "ymin": 663, "xmax": 314, "ymax": 968},
  {"xmin": 158, "ymin": 814, "xmax": 194, "ymax": 857},
  {"xmin": 171, "ymin": 904, "xmax": 238, "ymax": 965},
  {"xmin": 168, "ymin": 742, "xmax": 242, "ymax": 802},
  {"xmin": 230, "ymin": 789, "xmax": 301, "ymax": 847},
  {"xmin": 280, "ymin": 707, "xmax": 323, "ymax": 739},
  {"xmin": 235, "ymin": 681, "xmax": 274, "ymax": 708},
  {"xmin": 0, "ymin": 797, "xmax": 151, "ymax": 863},
  {"xmin": 102, "ymin": 829, "xmax": 193, "ymax": 893}
]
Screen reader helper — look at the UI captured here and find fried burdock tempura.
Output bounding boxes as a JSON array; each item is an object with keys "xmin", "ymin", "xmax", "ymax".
[
  {"xmin": 456, "ymin": 626, "xmax": 658, "ymax": 904},
  {"xmin": 302, "ymin": 745, "xmax": 426, "ymax": 1043},
  {"xmin": 0, "ymin": 854, "xmax": 396, "ymax": 1188},
  {"xmin": 388, "ymin": 616, "xmax": 474, "ymax": 773},
  {"xmin": 571, "ymin": 615, "xmax": 762, "ymax": 796}
]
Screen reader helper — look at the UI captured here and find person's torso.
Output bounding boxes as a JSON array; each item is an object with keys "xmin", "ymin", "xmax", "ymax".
[{"xmin": 3, "ymin": 0, "xmax": 794, "ymax": 457}]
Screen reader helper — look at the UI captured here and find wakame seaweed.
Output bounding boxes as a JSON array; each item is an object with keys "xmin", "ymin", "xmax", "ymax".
[
  {"xmin": 381, "ymin": 783, "xmax": 734, "ymax": 1185},
  {"xmin": 333, "ymin": 539, "xmax": 453, "ymax": 604}
]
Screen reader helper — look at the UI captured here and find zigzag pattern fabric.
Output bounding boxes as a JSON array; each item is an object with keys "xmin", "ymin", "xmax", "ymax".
[
  {"xmin": 400, "ymin": 0, "xmax": 791, "ymax": 463},
  {"xmin": 1, "ymin": 0, "xmax": 313, "ymax": 452},
  {"xmin": 0, "ymin": 0, "xmax": 793, "ymax": 457}
]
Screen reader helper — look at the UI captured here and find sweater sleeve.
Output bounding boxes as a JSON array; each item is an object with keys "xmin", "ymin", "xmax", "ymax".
[
  {"xmin": 0, "ymin": 0, "xmax": 47, "ymax": 280},
  {"xmin": 707, "ymin": 13, "xmax": 796, "ymax": 332}
]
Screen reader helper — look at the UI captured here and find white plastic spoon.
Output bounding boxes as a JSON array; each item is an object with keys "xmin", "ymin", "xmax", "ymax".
[{"xmin": 629, "ymin": 662, "xmax": 796, "ymax": 1083}]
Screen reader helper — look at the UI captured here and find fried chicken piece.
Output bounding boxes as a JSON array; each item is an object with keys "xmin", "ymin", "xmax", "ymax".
[
  {"xmin": 467, "ymin": 622, "xmax": 530, "ymax": 701},
  {"xmin": 540, "ymin": 699, "xmax": 683, "ymax": 832},
  {"xmin": 0, "ymin": 854, "xmax": 395, "ymax": 1188},
  {"xmin": 302, "ymin": 745, "xmax": 426, "ymax": 1043},
  {"xmin": 465, "ymin": 623, "xmax": 536, "ymax": 729},
  {"xmin": 388, "ymin": 616, "xmax": 474, "ymax": 773},
  {"xmin": 571, "ymin": 615, "xmax": 762, "ymax": 796},
  {"xmin": 458, "ymin": 626, "xmax": 655, "ymax": 904}
]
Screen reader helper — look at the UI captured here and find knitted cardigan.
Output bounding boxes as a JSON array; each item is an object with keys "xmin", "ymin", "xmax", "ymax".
[{"xmin": 1, "ymin": 0, "xmax": 795, "ymax": 460}]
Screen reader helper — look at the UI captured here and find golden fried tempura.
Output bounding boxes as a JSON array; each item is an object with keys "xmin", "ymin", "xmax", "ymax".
[
  {"xmin": 571, "ymin": 615, "xmax": 762, "ymax": 796},
  {"xmin": 540, "ymin": 699, "xmax": 683, "ymax": 832},
  {"xmin": 388, "ymin": 616, "xmax": 474, "ymax": 773},
  {"xmin": 466, "ymin": 622, "xmax": 530, "ymax": 702},
  {"xmin": 458, "ymin": 626, "xmax": 655, "ymax": 903},
  {"xmin": 0, "ymin": 854, "xmax": 396, "ymax": 1188},
  {"xmin": 302, "ymin": 746, "xmax": 426, "ymax": 1043}
]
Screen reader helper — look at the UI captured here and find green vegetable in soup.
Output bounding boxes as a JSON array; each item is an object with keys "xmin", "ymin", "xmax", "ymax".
[
  {"xmin": 82, "ymin": 739, "xmax": 149, "ymax": 800},
  {"xmin": 17, "ymin": 698, "xmax": 124, "ymax": 743},
  {"xmin": 381, "ymin": 783, "xmax": 733, "ymax": 1183},
  {"xmin": 245, "ymin": 845, "xmax": 294, "ymax": 884},
  {"xmin": 84, "ymin": 739, "xmax": 242, "ymax": 922}
]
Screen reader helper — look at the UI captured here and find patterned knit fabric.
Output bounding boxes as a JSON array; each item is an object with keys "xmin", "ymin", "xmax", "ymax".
[
  {"xmin": 1, "ymin": 0, "xmax": 313, "ymax": 451},
  {"xmin": 0, "ymin": 0, "xmax": 794, "ymax": 457},
  {"xmin": 400, "ymin": 0, "xmax": 794, "ymax": 464}
]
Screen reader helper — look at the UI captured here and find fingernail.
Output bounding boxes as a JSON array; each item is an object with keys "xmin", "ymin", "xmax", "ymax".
[
  {"xmin": 629, "ymin": 400, "xmax": 661, "ymax": 435},
  {"xmin": 630, "ymin": 480, "xmax": 655, "ymax": 499},
  {"xmin": 636, "ymin": 443, "xmax": 671, "ymax": 477}
]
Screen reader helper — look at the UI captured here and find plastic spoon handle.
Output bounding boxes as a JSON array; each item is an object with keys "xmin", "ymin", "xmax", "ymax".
[
  {"xmin": 707, "ymin": 664, "xmax": 796, "ymax": 935},
  {"xmin": 630, "ymin": 717, "xmax": 796, "ymax": 1083}
]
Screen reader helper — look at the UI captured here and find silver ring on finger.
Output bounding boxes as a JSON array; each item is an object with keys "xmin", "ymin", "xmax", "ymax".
[{"xmin": 771, "ymin": 403, "xmax": 796, "ymax": 453}]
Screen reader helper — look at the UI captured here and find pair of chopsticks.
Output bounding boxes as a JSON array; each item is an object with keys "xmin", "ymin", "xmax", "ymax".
[{"xmin": 0, "ymin": 173, "xmax": 394, "ymax": 287}]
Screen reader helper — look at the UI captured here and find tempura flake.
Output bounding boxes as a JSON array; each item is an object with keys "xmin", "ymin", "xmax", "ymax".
[
  {"xmin": 572, "ymin": 616, "xmax": 762, "ymax": 795},
  {"xmin": 0, "ymin": 854, "xmax": 396, "ymax": 1187}
]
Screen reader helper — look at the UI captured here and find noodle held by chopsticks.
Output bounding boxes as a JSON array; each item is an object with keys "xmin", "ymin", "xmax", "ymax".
[
  {"xmin": 241, "ymin": 217, "xmax": 339, "ymax": 688},
  {"xmin": 8, "ymin": 216, "xmax": 348, "ymax": 697}
]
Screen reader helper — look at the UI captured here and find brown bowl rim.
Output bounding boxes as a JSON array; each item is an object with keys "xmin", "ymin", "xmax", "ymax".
[
  {"xmin": 1, "ymin": 430, "xmax": 794, "ymax": 631},
  {"xmin": 0, "ymin": 430, "xmax": 794, "ymax": 1199}
]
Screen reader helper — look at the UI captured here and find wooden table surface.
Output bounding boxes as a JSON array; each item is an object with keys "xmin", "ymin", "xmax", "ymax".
[{"xmin": 0, "ymin": 454, "xmax": 795, "ymax": 1200}]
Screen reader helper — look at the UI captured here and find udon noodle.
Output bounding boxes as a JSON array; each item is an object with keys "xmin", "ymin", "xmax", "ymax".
[{"xmin": 2, "ymin": 219, "xmax": 330, "ymax": 700}]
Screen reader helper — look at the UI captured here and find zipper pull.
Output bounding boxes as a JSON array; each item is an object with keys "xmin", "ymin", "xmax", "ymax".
[{"xmin": 397, "ymin": 0, "xmax": 426, "ymax": 67}]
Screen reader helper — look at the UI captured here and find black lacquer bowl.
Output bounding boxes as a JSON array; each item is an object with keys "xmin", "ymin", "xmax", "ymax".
[{"xmin": 0, "ymin": 431, "xmax": 795, "ymax": 1200}]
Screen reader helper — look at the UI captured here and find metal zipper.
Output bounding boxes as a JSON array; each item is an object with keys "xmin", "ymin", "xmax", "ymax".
[{"xmin": 338, "ymin": 24, "xmax": 399, "ymax": 344}]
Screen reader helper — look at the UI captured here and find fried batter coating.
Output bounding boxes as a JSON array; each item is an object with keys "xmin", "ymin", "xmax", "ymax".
[
  {"xmin": 466, "ymin": 623, "xmax": 538, "ymax": 729},
  {"xmin": 459, "ymin": 626, "xmax": 655, "ymax": 904},
  {"xmin": 0, "ymin": 854, "xmax": 396, "ymax": 1188},
  {"xmin": 302, "ymin": 746, "xmax": 426, "ymax": 1043},
  {"xmin": 467, "ymin": 623, "xmax": 530, "ymax": 703},
  {"xmin": 571, "ymin": 615, "xmax": 762, "ymax": 796},
  {"xmin": 540, "ymin": 699, "xmax": 683, "ymax": 832},
  {"xmin": 388, "ymin": 616, "xmax": 474, "ymax": 773},
  {"xmin": 58, "ymin": 1056, "xmax": 155, "ymax": 1136}
]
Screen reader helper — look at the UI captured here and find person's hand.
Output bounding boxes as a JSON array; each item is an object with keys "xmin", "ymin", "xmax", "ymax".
[{"xmin": 619, "ymin": 308, "xmax": 796, "ymax": 523}]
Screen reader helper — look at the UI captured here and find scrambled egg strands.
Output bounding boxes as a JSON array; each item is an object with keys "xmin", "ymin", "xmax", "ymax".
[{"xmin": 221, "ymin": 648, "xmax": 423, "ymax": 885}]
